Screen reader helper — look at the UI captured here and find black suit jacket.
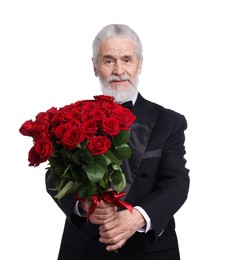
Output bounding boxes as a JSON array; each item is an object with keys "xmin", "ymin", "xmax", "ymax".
[{"xmin": 45, "ymin": 93, "xmax": 190, "ymax": 260}]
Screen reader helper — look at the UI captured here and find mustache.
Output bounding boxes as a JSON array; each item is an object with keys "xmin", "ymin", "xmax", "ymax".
[{"xmin": 108, "ymin": 75, "xmax": 131, "ymax": 83}]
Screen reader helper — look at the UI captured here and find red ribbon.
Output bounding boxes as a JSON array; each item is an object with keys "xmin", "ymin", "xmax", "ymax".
[{"xmin": 76, "ymin": 191, "xmax": 133, "ymax": 221}]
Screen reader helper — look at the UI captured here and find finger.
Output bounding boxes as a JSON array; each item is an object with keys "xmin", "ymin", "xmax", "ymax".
[
  {"xmin": 89, "ymin": 214, "xmax": 115, "ymax": 225},
  {"xmin": 91, "ymin": 208, "xmax": 115, "ymax": 220},
  {"xmin": 93, "ymin": 204, "xmax": 116, "ymax": 214},
  {"xmin": 89, "ymin": 209, "xmax": 117, "ymax": 224},
  {"xmin": 105, "ymin": 239, "xmax": 126, "ymax": 251},
  {"xmin": 99, "ymin": 230, "xmax": 122, "ymax": 244}
]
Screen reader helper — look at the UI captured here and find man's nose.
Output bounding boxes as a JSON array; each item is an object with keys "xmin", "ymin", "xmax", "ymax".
[{"xmin": 113, "ymin": 61, "xmax": 125, "ymax": 75}]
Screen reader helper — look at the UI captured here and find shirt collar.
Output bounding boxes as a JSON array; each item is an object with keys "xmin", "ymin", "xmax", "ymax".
[{"xmin": 120, "ymin": 91, "xmax": 138, "ymax": 105}]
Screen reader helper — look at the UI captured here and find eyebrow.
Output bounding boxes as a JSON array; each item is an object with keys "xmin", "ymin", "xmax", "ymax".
[
  {"xmin": 102, "ymin": 55, "xmax": 115, "ymax": 60},
  {"xmin": 102, "ymin": 55, "xmax": 133, "ymax": 60}
]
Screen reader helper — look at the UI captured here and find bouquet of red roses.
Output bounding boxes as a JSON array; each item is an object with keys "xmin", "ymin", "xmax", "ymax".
[{"xmin": 19, "ymin": 95, "xmax": 135, "ymax": 217}]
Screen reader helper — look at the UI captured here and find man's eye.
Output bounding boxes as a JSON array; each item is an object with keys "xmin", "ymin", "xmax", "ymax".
[
  {"xmin": 124, "ymin": 58, "xmax": 131, "ymax": 63},
  {"xmin": 105, "ymin": 59, "xmax": 113, "ymax": 64}
]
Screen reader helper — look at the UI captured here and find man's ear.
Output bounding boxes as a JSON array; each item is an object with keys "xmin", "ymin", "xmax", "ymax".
[
  {"xmin": 93, "ymin": 66, "xmax": 99, "ymax": 77},
  {"xmin": 92, "ymin": 58, "xmax": 99, "ymax": 77},
  {"xmin": 138, "ymin": 57, "xmax": 143, "ymax": 75}
]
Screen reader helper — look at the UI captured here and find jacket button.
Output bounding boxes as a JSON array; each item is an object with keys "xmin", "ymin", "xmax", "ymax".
[{"xmin": 140, "ymin": 173, "xmax": 148, "ymax": 178}]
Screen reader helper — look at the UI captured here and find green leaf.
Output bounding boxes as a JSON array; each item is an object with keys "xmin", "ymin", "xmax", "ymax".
[
  {"xmin": 61, "ymin": 164, "xmax": 71, "ymax": 178},
  {"xmin": 76, "ymin": 183, "xmax": 88, "ymax": 199},
  {"xmin": 71, "ymin": 150, "xmax": 83, "ymax": 165},
  {"xmin": 84, "ymin": 183, "xmax": 98, "ymax": 201},
  {"xmin": 113, "ymin": 130, "xmax": 131, "ymax": 146},
  {"xmin": 114, "ymin": 144, "xmax": 132, "ymax": 159},
  {"xmin": 84, "ymin": 163, "xmax": 106, "ymax": 183},
  {"xmin": 113, "ymin": 173, "xmax": 126, "ymax": 193},
  {"xmin": 102, "ymin": 154, "xmax": 112, "ymax": 165},
  {"xmin": 62, "ymin": 148, "xmax": 72, "ymax": 160},
  {"xmin": 81, "ymin": 149, "xmax": 94, "ymax": 165},
  {"xmin": 71, "ymin": 166, "xmax": 84, "ymax": 182},
  {"xmin": 94, "ymin": 155, "xmax": 108, "ymax": 168},
  {"xmin": 111, "ymin": 170, "xmax": 123, "ymax": 185},
  {"xmin": 111, "ymin": 163, "xmax": 120, "ymax": 170},
  {"xmin": 54, "ymin": 180, "xmax": 74, "ymax": 199},
  {"xmin": 99, "ymin": 177, "xmax": 107, "ymax": 189},
  {"xmin": 59, "ymin": 177, "xmax": 69, "ymax": 190},
  {"xmin": 68, "ymin": 181, "xmax": 80, "ymax": 193},
  {"xmin": 48, "ymin": 158, "xmax": 65, "ymax": 177},
  {"xmin": 104, "ymin": 149, "xmax": 120, "ymax": 164}
]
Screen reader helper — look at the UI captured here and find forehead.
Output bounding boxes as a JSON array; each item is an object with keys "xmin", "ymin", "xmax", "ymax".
[{"xmin": 99, "ymin": 37, "xmax": 137, "ymax": 57}]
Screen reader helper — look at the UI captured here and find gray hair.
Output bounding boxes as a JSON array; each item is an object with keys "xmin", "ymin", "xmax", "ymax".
[{"xmin": 92, "ymin": 24, "xmax": 143, "ymax": 64}]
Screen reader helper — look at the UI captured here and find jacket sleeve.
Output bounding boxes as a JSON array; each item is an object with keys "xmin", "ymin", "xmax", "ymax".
[
  {"xmin": 45, "ymin": 169, "xmax": 86, "ymax": 227},
  {"xmin": 135, "ymin": 114, "xmax": 190, "ymax": 238}
]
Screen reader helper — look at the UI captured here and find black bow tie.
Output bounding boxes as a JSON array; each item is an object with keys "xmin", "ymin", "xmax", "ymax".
[{"xmin": 121, "ymin": 101, "xmax": 133, "ymax": 110}]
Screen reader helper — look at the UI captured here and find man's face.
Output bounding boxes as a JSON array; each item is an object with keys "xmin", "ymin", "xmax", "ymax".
[{"xmin": 94, "ymin": 37, "xmax": 143, "ymax": 103}]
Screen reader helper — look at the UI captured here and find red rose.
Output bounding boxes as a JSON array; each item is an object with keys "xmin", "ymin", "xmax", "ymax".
[
  {"xmin": 111, "ymin": 106, "xmax": 136, "ymax": 130},
  {"xmin": 94, "ymin": 95, "xmax": 114, "ymax": 103},
  {"xmin": 61, "ymin": 127, "xmax": 85, "ymax": 149},
  {"xmin": 53, "ymin": 124, "xmax": 67, "ymax": 138},
  {"xmin": 101, "ymin": 117, "xmax": 120, "ymax": 136},
  {"xmin": 45, "ymin": 106, "xmax": 58, "ymax": 119},
  {"xmin": 89, "ymin": 108, "xmax": 106, "ymax": 123},
  {"xmin": 81, "ymin": 100, "xmax": 96, "ymax": 111},
  {"xmin": 87, "ymin": 136, "xmax": 111, "ymax": 155},
  {"xmin": 63, "ymin": 108, "xmax": 81, "ymax": 122},
  {"xmin": 32, "ymin": 119, "xmax": 50, "ymax": 138},
  {"xmin": 19, "ymin": 119, "xmax": 50, "ymax": 140},
  {"xmin": 61, "ymin": 103, "xmax": 75, "ymax": 112},
  {"xmin": 28, "ymin": 137, "xmax": 53, "ymax": 167},
  {"xmin": 100, "ymin": 102, "xmax": 116, "ymax": 116},
  {"xmin": 82, "ymin": 120, "xmax": 98, "ymax": 139},
  {"xmin": 49, "ymin": 110, "xmax": 62, "ymax": 128},
  {"xmin": 35, "ymin": 111, "xmax": 50, "ymax": 121},
  {"xmin": 19, "ymin": 120, "xmax": 35, "ymax": 136},
  {"xmin": 64, "ymin": 119, "xmax": 81, "ymax": 129},
  {"xmin": 81, "ymin": 112, "xmax": 93, "ymax": 122}
]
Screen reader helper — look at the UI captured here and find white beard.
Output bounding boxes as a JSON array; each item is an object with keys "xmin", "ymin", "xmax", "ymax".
[{"xmin": 100, "ymin": 75, "xmax": 139, "ymax": 103}]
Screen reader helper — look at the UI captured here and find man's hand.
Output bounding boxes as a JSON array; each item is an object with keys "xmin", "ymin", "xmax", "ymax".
[
  {"xmin": 88, "ymin": 200, "xmax": 117, "ymax": 225},
  {"xmin": 98, "ymin": 208, "xmax": 146, "ymax": 251}
]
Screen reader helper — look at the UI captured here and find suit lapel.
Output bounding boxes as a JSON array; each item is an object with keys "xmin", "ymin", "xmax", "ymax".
[{"xmin": 122, "ymin": 93, "xmax": 155, "ymax": 196}]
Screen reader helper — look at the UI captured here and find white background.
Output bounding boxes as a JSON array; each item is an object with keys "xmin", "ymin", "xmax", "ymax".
[{"xmin": 1, "ymin": 1, "xmax": 238, "ymax": 259}]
